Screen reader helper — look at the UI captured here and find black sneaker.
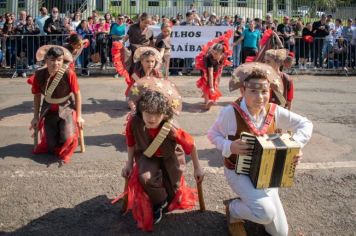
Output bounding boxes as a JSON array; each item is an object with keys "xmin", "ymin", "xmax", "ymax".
[
  {"xmin": 153, "ymin": 207, "xmax": 163, "ymax": 224},
  {"xmin": 153, "ymin": 200, "xmax": 168, "ymax": 224}
]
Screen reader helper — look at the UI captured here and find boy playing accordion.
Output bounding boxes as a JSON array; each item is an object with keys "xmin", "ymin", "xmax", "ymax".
[{"xmin": 207, "ymin": 62, "xmax": 313, "ymax": 236}]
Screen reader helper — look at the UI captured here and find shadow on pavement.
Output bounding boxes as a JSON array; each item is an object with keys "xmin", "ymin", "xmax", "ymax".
[
  {"xmin": 4, "ymin": 195, "xmax": 230, "ymax": 236},
  {"xmin": 0, "ymin": 101, "xmax": 33, "ymax": 119},
  {"xmin": 0, "ymin": 143, "xmax": 59, "ymax": 165},
  {"xmin": 84, "ymin": 98, "xmax": 129, "ymax": 118},
  {"xmin": 84, "ymin": 133, "xmax": 127, "ymax": 152},
  {"xmin": 197, "ymin": 148, "xmax": 224, "ymax": 168}
]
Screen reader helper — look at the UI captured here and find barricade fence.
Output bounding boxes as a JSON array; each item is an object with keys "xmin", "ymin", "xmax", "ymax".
[{"xmin": 0, "ymin": 33, "xmax": 355, "ymax": 78}]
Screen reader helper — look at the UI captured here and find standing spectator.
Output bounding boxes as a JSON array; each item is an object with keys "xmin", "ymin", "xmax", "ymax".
[
  {"xmin": 236, "ymin": 20, "xmax": 261, "ymax": 63},
  {"xmin": 44, "ymin": 7, "xmax": 65, "ymax": 44},
  {"xmin": 71, "ymin": 11, "xmax": 82, "ymax": 30},
  {"xmin": 109, "ymin": 14, "xmax": 126, "ymax": 76},
  {"xmin": 15, "ymin": 11, "xmax": 27, "ymax": 27},
  {"xmin": 63, "ymin": 17, "xmax": 74, "ymax": 34},
  {"xmin": 277, "ymin": 16, "xmax": 295, "ymax": 51},
  {"xmin": 350, "ymin": 18, "xmax": 356, "ymax": 68},
  {"xmin": 233, "ymin": 15, "xmax": 242, "ymax": 27},
  {"xmin": 265, "ymin": 13, "xmax": 273, "ymax": 24},
  {"xmin": 312, "ymin": 14, "xmax": 330, "ymax": 68},
  {"xmin": 20, "ymin": 15, "xmax": 40, "ymax": 69},
  {"xmin": 121, "ymin": 12, "xmax": 154, "ymax": 74},
  {"xmin": 180, "ymin": 12, "xmax": 197, "ymax": 26},
  {"xmin": 35, "ymin": 7, "xmax": 49, "ymax": 48},
  {"xmin": 293, "ymin": 18, "xmax": 304, "ymax": 66},
  {"xmin": 206, "ymin": 12, "xmax": 220, "ymax": 26},
  {"xmin": 92, "ymin": 10, "xmax": 99, "ymax": 24},
  {"xmin": 322, "ymin": 15, "xmax": 336, "ymax": 67},
  {"xmin": 200, "ymin": 11, "xmax": 209, "ymax": 25},
  {"xmin": 2, "ymin": 14, "xmax": 16, "ymax": 68},
  {"xmin": 300, "ymin": 22, "xmax": 313, "ymax": 69},
  {"xmin": 155, "ymin": 23, "xmax": 172, "ymax": 79},
  {"xmin": 332, "ymin": 36, "xmax": 348, "ymax": 68},
  {"xmin": 232, "ymin": 24, "xmax": 244, "ymax": 67},
  {"xmin": 104, "ymin": 13, "xmax": 112, "ymax": 25},
  {"xmin": 76, "ymin": 20, "xmax": 91, "ymax": 76},
  {"xmin": 94, "ymin": 17, "xmax": 110, "ymax": 69}
]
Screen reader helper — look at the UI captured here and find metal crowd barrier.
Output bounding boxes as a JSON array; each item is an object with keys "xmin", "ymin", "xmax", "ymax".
[{"xmin": 0, "ymin": 34, "xmax": 355, "ymax": 78}]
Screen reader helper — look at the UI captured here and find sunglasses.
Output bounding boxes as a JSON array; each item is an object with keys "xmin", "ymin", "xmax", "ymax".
[{"xmin": 52, "ymin": 11, "xmax": 58, "ymax": 13}]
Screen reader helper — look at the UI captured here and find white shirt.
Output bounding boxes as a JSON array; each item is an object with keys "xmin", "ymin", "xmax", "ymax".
[
  {"xmin": 35, "ymin": 15, "xmax": 50, "ymax": 35},
  {"xmin": 207, "ymin": 98, "xmax": 313, "ymax": 158}
]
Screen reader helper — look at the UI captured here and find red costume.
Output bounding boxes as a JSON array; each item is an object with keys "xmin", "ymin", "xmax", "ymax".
[
  {"xmin": 28, "ymin": 68, "xmax": 79, "ymax": 163},
  {"xmin": 195, "ymin": 30, "xmax": 233, "ymax": 102}
]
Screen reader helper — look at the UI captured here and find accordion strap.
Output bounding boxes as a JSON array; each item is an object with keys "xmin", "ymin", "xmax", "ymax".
[
  {"xmin": 143, "ymin": 120, "xmax": 173, "ymax": 158},
  {"xmin": 231, "ymin": 102, "xmax": 276, "ymax": 136}
]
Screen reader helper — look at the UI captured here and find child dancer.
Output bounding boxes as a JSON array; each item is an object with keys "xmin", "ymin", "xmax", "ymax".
[
  {"xmin": 113, "ymin": 78, "xmax": 204, "ymax": 231},
  {"xmin": 112, "ymin": 43, "xmax": 162, "ymax": 111},
  {"xmin": 28, "ymin": 45, "xmax": 84, "ymax": 164},
  {"xmin": 208, "ymin": 62, "xmax": 313, "ymax": 236},
  {"xmin": 195, "ymin": 30, "xmax": 233, "ymax": 110},
  {"xmin": 155, "ymin": 23, "xmax": 172, "ymax": 79},
  {"xmin": 264, "ymin": 49, "xmax": 294, "ymax": 110}
]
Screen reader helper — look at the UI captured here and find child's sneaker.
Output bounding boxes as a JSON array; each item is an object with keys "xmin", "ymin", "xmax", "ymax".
[{"xmin": 153, "ymin": 200, "xmax": 168, "ymax": 224}]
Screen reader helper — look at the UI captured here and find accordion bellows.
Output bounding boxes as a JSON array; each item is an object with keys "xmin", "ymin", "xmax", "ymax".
[{"xmin": 236, "ymin": 132, "xmax": 301, "ymax": 189}]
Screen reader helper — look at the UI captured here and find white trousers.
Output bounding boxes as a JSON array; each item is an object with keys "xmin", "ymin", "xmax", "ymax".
[{"xmin": 224, "ymin": 167, "xmax": 288, "ymax": 236}]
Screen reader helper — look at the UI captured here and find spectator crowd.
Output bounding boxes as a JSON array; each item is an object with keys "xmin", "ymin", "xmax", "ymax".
[{"xmin": 0, "ymin": 4, "xmax": 356, "ymax": 78}]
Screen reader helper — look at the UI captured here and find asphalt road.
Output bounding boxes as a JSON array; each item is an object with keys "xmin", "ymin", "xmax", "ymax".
[{"xmin": 0, "ymin": 75, "xmax": 355, "ymax": 236}]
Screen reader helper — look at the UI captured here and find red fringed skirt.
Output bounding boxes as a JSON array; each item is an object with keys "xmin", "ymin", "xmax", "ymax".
[{"xmin": 112, "ymin": 164, "xmax": 198, "ymax": 232}]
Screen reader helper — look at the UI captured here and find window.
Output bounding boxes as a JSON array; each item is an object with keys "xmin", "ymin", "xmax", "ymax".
[
  {"xmin": 184, "ymin": 0, "xmax": 194, "ymax": 6},
  {"xmin": 203, "ymin": 0, "xmax": 213, "ymax": 6},
  {"xmin": 236, "ymin": 0, "xmax": 247, "ymax": 7},
  {"xmin": 220, "ymin": 0, "xmax": 228, "ymax": 7},
  {"xmin": 130, "ymin": 1, "xmax": 136, "ymax": 6},
  {"xmin": 0, "ymin": 0, "xmax": 6, "ymax": 8},
  {"xmin": 18, "ymin": 0, "xmax": 25, "ymax": 8},
  {"xmin": 148, "ymin": 1, "xmax": 159, "ymax": 6},
  {"xmin": 111, "ymin": 0, "xmax": 122, "ymax": 6}
]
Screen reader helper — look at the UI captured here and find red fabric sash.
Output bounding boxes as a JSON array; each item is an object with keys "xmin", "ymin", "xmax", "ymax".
[{"xmin": 230, "ymin": 102, "xmax": 276, "ymax": 136}]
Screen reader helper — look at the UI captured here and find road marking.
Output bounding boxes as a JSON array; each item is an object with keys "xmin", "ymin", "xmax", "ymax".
[{"xmin": 1, "ymin": 161, "xmax": 356, "ymax": 178}]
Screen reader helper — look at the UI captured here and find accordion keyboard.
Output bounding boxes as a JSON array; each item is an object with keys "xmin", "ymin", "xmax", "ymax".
[{"xmin": 236, "ymin": 135, "xmax": 256, "ymax": 175}]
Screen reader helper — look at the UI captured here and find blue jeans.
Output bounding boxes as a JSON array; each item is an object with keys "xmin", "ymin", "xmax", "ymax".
[{"xmin": 233, "ymin": 44, "xmax": 241, "ymax": 67}]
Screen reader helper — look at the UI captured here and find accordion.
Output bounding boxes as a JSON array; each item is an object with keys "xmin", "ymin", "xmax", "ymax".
[{"xmin": 236, "ymin": 132, "xmax": 301, "ymax": 189}]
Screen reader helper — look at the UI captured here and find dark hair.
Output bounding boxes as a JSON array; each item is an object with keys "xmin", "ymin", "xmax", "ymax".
[
  {"xmin": 139, "ymin": 12, "xmax": 151, "ymax": 22},
  {"xmin": 211, "ymin": 42, "xmax": 224, "ymax": 53},
  {"xmin": 186, "ymin": 12, "xmax": 193, "ymax": 17},
  {"xmin": 244, "ymin": 71, "xmax": 268, "ymax": 82},
  {"xmin": 67, "ymin": 33, "xmax": 81, "ymax": 44},
  {"xmin": 160, "ymin": 22, "xmax": 171, "ymax": 30},
  {"xmin": 45, "ymin": 47, "xmax": 64, "ymax": 59},
  {"xmin": 136, "ymin": 90, "xmax": 173, "ymax": 120}
]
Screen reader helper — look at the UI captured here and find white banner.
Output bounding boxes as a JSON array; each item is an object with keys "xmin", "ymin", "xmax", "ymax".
[{"xmin": 150, "ymin": 26, "xmax": 234, "ymax": 58}]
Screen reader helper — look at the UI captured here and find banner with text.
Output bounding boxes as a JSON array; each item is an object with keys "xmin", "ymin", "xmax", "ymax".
[{"xmin": 150, "ymin": 26, "xmax": 233, "ymax": 58}]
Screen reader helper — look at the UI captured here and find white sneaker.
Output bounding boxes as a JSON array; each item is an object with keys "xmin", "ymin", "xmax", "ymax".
[{"xmin": 21, "ymin": 72, "xmax": 27, "ymax": 78}]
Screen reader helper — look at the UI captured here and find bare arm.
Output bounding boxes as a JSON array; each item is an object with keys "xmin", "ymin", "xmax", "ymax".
[
  {"xmin": 208, "ymin": 67, "xmax": 214, "ymax": 89},
  {"xmin": 190, "ymin": 145, "xmax": 204, "ymax": 183},
  {"xmin": 74, "ymin": 90, "xmax": 84, "ymax": 128},
  {"xmin": 122, "ymin": 146, "xmax": 135, "ymax": 178},
  {"xmin": 30, "ymin": 93, "xmax": 41, "ymax": 129}
]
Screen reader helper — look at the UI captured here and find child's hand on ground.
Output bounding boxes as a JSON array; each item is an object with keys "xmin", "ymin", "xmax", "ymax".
[
  {"xmin": 121, "ymin": 163, "xmax": 133, "ymax": 178},
  {"xmin": 194, "ymin": 167, "xmax": 204, "ymax": 183},
  {"xmin": 77, "ymin": 116, "xmax": 85, "ymax": 129},
  {"xmin": 230, "ymin": 139, "xmax": 253, "ymax": 155}
]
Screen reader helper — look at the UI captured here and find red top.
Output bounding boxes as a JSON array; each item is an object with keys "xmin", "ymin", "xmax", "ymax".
[
  {"xmin": 31, "ymin": 69, "xmax": 79, "ymax": 111},
  {"xmin": 126, "ymin": 118, "xmax": 195, "ymax": 155}
]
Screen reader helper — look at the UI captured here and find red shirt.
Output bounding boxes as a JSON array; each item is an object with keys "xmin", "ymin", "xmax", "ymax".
[
  {"xmin": 126, "ymin": 118, "xmax": 195, "ymax": 155},
  {"xmin": 31, "ymin": 69, "xmax": 79, "ymax": 111}
]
